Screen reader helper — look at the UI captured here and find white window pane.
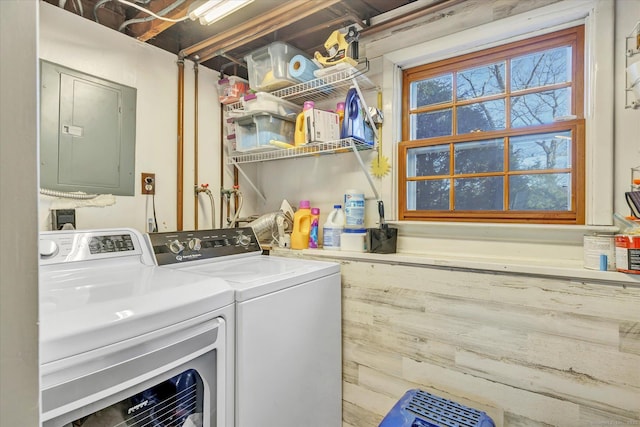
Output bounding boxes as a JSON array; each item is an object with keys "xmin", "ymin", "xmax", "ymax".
[
  {"xmin": 407, "ymin": 145, "xmax": 450, "ymax": 177},
  {"xmin": 456, "ymin": 99, "xmax": 505, "ymax": 134},
  {"xmin": 511, "ymin": 46, "xmax": 572, "ymax": 91},
  {"xmin": 411, "ymin": 109, "xmax": 452, "ymax": 139},
  {"xmin": 410, "ymin": 74, "xmax": 452, "ymax": 109},
  {"xmin": 511, "ymin": 88, "xmax": 570, "ymax": 127},
  {"xmin": 454, "ymin": 177, "xmax": 503, "ymax": 210},
  {"xmin": 509, "ymin": 173, "xmax": 571, "ymax": 210},
  {"xmin": 454, "ymin": 139, "xmax": 504, "ymax": 174},
  {"xmin": 509, "ymin": 131, "xmax": 571, "ymax": 171},
  {"xmin": 457, "ymin": 62, "xmax": 506, "ymax": 100}
]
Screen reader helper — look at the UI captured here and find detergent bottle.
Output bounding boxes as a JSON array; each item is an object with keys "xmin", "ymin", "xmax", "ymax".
[
  {"xmin": 341, "ymin": 88, "xmax": 374, "ymax": 145},
  {"xmin": 294, "ymin": 101, "xmax": 315, "ymax": 146},
  {"xmin": 308, "ymin": 207, "xmax": 320, "ymax": 248},
  {"xmin": 291, "ymin": 200, "xmax": 312, "ymax": 249}
]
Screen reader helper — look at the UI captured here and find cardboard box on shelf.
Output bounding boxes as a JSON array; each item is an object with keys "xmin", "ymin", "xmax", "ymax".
[{"xmin": 303, "ymin": 108, "xmax": 340, "ymax": 143}]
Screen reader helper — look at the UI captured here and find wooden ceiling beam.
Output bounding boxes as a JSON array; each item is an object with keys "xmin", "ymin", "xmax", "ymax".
[
  {"xmin": 360, "ymin": 0, "xmax": 465, "ymax": 36},
  {"xmin": 127, "ymin": 0, "xmax": 193, "ymax": 42},
  {"xmin": 183, "ymin": 0, "xmax": 343, "ymax": 63},
  {"xmin": 180, "ymin": 0, "xmax": 309, "ymax": 58},
  {"xmin": 279, "ymin": 15, "xmax": 358, "ymax": 44}
]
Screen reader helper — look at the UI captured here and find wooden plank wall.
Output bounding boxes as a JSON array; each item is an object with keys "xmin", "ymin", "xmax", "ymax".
[
  {"xmin": 281, "ymin": 253, "xmax": 640, "ymax": 426},
  {"xmin": 340, "ymin": 260, "xmax": 640, "ymax": 426}
]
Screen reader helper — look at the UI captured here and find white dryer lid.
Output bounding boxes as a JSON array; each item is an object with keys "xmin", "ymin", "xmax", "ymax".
[
  {"xmin": 39, "ymin": 262, "xmax": 234, "ymax": 364},
  {"xmin": 177, "ymin": 255, "xmax": 340, "ymax": 301}
]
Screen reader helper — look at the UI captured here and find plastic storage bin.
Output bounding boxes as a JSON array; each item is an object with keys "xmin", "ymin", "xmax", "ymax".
[
  {"xmin": 244, "ymin": 41, "xmax": 310, "ymax": 92},
  {"xmin": 235, "ymin": 112, "xmax": 295, "ymax": 152},
  {"xmin": 217, "ymin": 76, "xmax": 250, "ymax": 104},
  {"xmin": 226, "ymin": 133, "xmax": 236, "ymax": 154},
  {"xmin": 242, "ymin": 92, "xmax": 300, "ymax": 117},
  {"xmin": 379, "ymin": 389, "xmax": 495, "ymax": 427}
]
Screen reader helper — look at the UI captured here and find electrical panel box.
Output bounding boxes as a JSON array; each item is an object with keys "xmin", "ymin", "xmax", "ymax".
[{"xmin": 40, "ymin": 61, "xmax": 136, "ymax": 196}]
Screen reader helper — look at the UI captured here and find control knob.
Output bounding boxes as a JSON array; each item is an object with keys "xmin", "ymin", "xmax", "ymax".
[
  {"xmin": 188, "ymin": 238, "xmax": 202, "ymax": 251},
  {"xmin": 39, "ymin": 240, "xmax": 59, "ymax": 258},
  {"xmin": 235, "ymin": 234, "xmax": 251, "ymax": 246},
  {"xmin": 168, "ymin": 239, "xmax": 185, "ymax": 254}
]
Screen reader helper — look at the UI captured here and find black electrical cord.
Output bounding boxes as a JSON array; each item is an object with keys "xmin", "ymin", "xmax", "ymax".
[{"xmin": 152, "ymin": 193, "xmax": 159, "ymax": 232}]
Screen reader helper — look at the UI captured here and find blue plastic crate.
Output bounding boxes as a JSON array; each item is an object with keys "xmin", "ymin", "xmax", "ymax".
[{"xmin": 379, "ymin": 389, "xmax": 495, "ymax": 427}]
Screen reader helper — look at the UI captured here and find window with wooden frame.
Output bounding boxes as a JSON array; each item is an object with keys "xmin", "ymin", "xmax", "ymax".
[{"xmin": 399, "ymin": 26, "xmax": 585, "ymax": 224}]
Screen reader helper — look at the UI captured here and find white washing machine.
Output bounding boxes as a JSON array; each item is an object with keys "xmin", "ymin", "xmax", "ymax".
[
  {"xmin": 39, "ymin": 228, "xmax": 235, "ymax": 427},
  {"xmin": 146, "ymin": 227, "xmax": 342, "ymax": 427}
]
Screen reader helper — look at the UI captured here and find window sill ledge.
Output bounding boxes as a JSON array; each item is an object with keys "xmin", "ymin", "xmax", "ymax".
[{"xmin": 273, "ymin": 247, "xmax": 640, "ymax": 288}]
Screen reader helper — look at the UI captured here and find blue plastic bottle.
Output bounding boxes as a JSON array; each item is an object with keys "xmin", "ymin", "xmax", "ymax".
[{"xmin": 341, "ymin": 88, "xmax": 374, "ymax": 145}]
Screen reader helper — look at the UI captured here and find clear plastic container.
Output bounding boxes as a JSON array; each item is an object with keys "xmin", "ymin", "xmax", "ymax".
[
  {"xmin": 340, "ymin": 228, "xmax": 367, "ymax": 252},
  {"xmin": 224, "ymin": 117, "xmax": 236, "ymax": 136},
  {"xmin": 235, "ymin": 112, "xmax": 295, "ymax": 152},
  {"xmin": 241, "ymin": 92, "xmax": 300, "ymax": 117},
  {"xmin": 344, "ymin": 189, "xmax": 365, "ymax": 228},
  {"xmin": 244, "ymin": 41, "xmax": 309, "ymax": 92},
  {"xmin": 226, "ymin": 133, "xmax": 236, "ymax": 154},
  {"xmin": 217, "ymin": 76, "xmax": 250, "ymax": 104}
]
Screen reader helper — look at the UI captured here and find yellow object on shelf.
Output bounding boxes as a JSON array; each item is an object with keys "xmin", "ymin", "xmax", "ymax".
[
  {"xmin": 261, "ymin": 70, "xmax": 275, "ymax": 87},
  {"xmin": 294, "ymin": 112, "xmax": 306, "ymax": 146},
  {"xmin": 370, "ymin": 91, "xmax": 390, "ymax": 178},
  {"xmin": 314, "ymin": 27, "xmax": 358, "ymax": 67},
  {"xmin": 269, "ymin": 140, "xmax": 295, "ymax": 149}
]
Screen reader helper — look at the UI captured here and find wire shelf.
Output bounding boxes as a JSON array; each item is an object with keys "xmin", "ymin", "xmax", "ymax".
[
  {"xmin": 227, "ymin": 138, "xmax": 375, "ymax": 164},
  {"xmin": 223, "ymin": 61, "xmax": 376, "ymax": 114},
  {"xmin": 271, "ymin": 62, "xmax": 376, "ymax": 104}
]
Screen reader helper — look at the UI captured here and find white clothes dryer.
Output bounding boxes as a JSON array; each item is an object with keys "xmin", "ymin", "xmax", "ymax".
[
  {"xmin": 146, "ymin": 227, "xmax": 342, "ymax": 427},
  {"xmin": 39, "ymin": 228, "xmax": 235, "ymax": 427}
]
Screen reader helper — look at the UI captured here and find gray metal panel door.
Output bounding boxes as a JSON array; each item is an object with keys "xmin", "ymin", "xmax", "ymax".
[
  {"xmin": 40, "ymin": 61, "xmax": 136, "ymax": 196},
  {"xmin": 58, "ymin": 74, "xmax": 121, "ymax": 189}
]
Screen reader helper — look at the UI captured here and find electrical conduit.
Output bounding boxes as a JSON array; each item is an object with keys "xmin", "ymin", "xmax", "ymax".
[
  {"xmin": 177, "ymin": 57, "xmax": 184, "ymax": 231},
  {"xmin": 194, "ymin": 62, "xmax": 199, "ymax": 229}
]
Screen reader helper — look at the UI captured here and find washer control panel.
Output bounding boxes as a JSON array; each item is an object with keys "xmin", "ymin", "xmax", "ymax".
[
  {"xmin": 39, "ymin": 229, "xmax": 145, "ymax": 265},
  {"xmin": 147, "ymin": 227, "xmax": 261, "ymax": 265}
]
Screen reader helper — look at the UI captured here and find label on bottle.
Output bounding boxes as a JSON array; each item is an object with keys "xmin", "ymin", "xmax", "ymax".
[
  {"xmin": 323, "ymin": 226, "xmax": 343, "ymax": 249},
  {"xmin": 309, "ymin": 218, "xmax": 319, "ymax": 248}
]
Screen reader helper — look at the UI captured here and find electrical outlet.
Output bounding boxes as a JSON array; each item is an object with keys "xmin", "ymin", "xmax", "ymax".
[{"xmin": 141, "ymin": 173, "xmax": 156, "ymax": 195}]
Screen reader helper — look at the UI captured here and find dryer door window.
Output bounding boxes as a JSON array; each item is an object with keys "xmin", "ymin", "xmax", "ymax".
[{"xmin": 66, "ymin": 368, "xmax": 205, "ymax": 427}]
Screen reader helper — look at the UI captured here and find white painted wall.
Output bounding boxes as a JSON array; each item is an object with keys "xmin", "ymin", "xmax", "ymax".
[
  {"xmin": 0, "ymin": 1, "xmax": 40, "ymax": 425},
  {"xmin": 615, "ymin": 0, "xmax": 640, "ymax": 213},
  {"xmin": 38, "ymin": 2, "xmax": 223, "ymax": 232}
]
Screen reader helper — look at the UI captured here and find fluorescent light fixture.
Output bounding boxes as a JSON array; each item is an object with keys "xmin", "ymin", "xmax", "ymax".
[{"xmin": 188, "ymin": 0, "xmax": 254, "ymax": 25}]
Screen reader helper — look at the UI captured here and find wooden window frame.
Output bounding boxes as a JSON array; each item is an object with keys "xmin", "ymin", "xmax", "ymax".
[{"xmin": 399, "ymin": 26, "xmax": 585, "ymax": 224}]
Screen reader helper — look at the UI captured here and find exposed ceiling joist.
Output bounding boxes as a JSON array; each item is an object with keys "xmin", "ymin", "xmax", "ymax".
[
  {"xmin": 128, "ymin": 0, "xmax": 194, "ymax": 42},
  {"xmin": 44, "ymin": 0, "xmax": 423, "ymax": 73},
  {"xmin": 180, "ymin": 0, "xmax": 309, "ymax": 58},
  {"xmin": 183, "ymin": 0, "xmax": 343, "ymax": 63}
]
